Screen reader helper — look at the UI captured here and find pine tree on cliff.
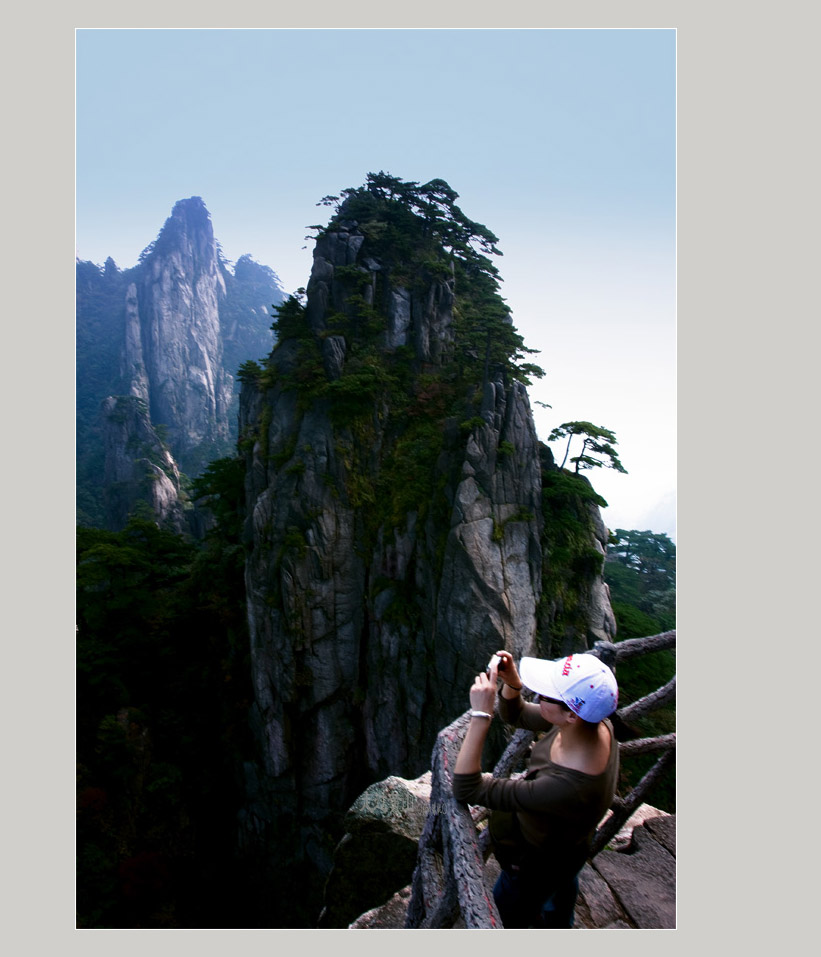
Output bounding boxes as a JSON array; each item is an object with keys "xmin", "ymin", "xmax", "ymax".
[
  {"xmin": 303, "ymin": 171, "xmax": 544, "ymax": 389},
  {"xmin": 548, "ymin": 421, "xmax": 627, "ymax": 475}
]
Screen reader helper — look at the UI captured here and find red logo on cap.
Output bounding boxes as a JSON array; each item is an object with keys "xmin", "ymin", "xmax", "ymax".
[{"xmin": 562, "ymin": 656, "xmax": 573, "ymax": 676}]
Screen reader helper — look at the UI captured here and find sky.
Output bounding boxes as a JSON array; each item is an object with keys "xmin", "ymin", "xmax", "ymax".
[{"xmin": 76, "ymin": 27, "xmax": 676, "ymax": 541}]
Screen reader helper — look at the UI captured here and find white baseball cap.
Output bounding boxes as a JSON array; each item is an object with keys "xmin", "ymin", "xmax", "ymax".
[{"xmin": 519, "ymin": 653, "xmax": 618, "ymax": 723}]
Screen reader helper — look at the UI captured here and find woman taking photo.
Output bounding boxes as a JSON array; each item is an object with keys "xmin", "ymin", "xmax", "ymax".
[{"xmin": 452, "ymin": 650, "xmax": 619, "ymax": 928}]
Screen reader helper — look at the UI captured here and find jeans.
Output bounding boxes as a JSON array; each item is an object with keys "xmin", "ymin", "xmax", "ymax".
[{"xmin": 492, "ymin": 865, "xmax": 580, "ymax": 929}]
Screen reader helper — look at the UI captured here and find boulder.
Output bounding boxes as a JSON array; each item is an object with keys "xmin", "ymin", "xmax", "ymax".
[{"xmin": 318, "ymin": 773, "xmax": 432, "ymax": 928}]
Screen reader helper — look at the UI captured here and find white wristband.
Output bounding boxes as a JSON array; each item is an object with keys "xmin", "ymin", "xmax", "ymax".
[{"xmin": 470, "ymin": 710, "xmax": 493, "ymax": 720}]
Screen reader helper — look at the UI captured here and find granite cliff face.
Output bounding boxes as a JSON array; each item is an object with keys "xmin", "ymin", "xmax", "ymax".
[
  {"xmin": 122, "ymin": 198, "xmax": 234, "ymax": 473},
  {"xmin": 76, "ymin": 197, "xmax": 284, "ymax": 530},
  {"xmin": 236, "ymin": 191, "xmax": 617, "ymax": 884}
]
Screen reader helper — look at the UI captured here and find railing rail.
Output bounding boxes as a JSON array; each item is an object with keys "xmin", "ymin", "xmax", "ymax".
[
  {"xmin": 405, "ymin": 630, "xmax": 676, "ymax": 929},
  {"xmin": 587, "ymin": 633, "xmax": 677, "ymax": 851},
  {"xmin": 405, "ymin": 712, "xmax": 503, "ymax": 928}
]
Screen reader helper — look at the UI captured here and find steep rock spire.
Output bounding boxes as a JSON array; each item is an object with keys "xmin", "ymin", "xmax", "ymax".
[
  {"xmin": 235, "ymin": 182, "xmax": 611, "ymax": 883},
  {"xmin": 135, "ymin": 197, "xmax": 233, "ymax": 472}
]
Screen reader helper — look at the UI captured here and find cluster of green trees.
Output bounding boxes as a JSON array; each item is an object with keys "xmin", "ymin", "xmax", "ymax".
[
  {"xmin": 76, "ymin": 457, "xmax": 261, "ymax": 927},
  {"xmin": 606, "ymin": 527, "xmax": 676, "ymax": 634},
  {"xmin": 313, "ymin": 171, "xmax": 504, "ymax": 275},
  {"xmin": 604, "ymin": 528, "xmax": 676, "ymax": 812},
  {"xmin": 310, "ymin": 171, "xmax": 545, "ymax": 387},
  {"xmin": 77, "ymin": 442, "xmax": 335, "ymax": 927},
  {"xmin": 76, "ymin": 259, "xmax": 129, "ymax": 527},
  {"xmin": 538, "ymin": 455, "xmax": 611, "ymax": 649},
  {"xmin": 269, "ymin": 171, "xmax": 545, "ymax": 392}
]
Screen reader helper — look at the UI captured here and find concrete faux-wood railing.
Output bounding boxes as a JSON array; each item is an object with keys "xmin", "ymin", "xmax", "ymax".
[{"xmin": 404, "ymin": 631, "xmax": 676, "ymax": 929}]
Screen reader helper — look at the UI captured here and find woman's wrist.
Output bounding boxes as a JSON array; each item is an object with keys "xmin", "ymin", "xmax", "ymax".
[{"xmin": 501, "ymin": 682, "xmax": 522, "ymax": 698}]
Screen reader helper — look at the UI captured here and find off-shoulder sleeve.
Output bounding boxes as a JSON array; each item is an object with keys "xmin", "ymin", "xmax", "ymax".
[
  {"xmin": 452, "ymin": 767, "xmax": 582, "ymax": 820},
  {"xmin": 452, "ymin": 770, "xmax": 485, "ymax": 804}
]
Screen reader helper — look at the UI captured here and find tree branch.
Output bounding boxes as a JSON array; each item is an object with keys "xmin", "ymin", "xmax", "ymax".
[{"xmin": 618, "ymin": 676, "xmax": 676, "ymax": 723}]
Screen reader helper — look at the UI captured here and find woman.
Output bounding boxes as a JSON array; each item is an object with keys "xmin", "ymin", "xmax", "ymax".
[{"xmin": 452, "ymin": 650, "xmax": 619, "ymax": 928}]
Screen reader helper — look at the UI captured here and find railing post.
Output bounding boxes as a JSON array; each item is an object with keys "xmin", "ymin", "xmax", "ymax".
[
  {"xmin": 406, "ymin": 710, "xmax": 502, "ymax": 928},
  {"xmin": 591, "ymin": 639, "xmax": 618, "ymax": 670}
]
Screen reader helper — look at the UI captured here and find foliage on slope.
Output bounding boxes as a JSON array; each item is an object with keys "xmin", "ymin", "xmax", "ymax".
[
  {"xmin": 310, "ymin": 171, "xmax": 544, "ymax": 386},
  {"xmin": 76, "ymin": 258, "xmax": 131, "ymax": 527},
  {"xmin": 604, "ymin": 528, "xmax": 676, "ymax": 812},
  {"xmin": 76, "ymin": 501, "xmax": 259, "ymax": 927},
  {"xmin": 537, "ymin": 452, "xmax": 610, "ymax": 656}
]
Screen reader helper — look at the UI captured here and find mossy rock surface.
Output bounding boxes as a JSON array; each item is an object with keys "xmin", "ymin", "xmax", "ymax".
[{"xmin": 319, "ymin": 774, "xmax": 431, "ymax": 928}]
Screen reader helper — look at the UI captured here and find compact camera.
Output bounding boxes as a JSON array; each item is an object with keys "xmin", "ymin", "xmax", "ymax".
[{"xmin": 486, "ymin": 654, "xmax": 501, "ymax": 675}]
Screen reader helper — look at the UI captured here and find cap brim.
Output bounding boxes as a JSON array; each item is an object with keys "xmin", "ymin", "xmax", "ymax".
[{"xmin": 519, "ymin": 657, "xmax": 564, "ymax": 700}]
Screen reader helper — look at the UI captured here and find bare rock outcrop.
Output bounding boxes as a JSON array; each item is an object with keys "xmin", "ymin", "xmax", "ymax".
[
  {"xmin": 318, "ymin": 773, "xmax": 432, "ymax": 928},
  {"xmin": 575, "ymin": 814, "xmax": 676, "ymax": 929},
  {"xmin": 128, "ymin": 198, "xmax": 234, "ymax": 474}
]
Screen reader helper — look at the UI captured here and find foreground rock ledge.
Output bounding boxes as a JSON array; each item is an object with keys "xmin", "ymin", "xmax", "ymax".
[{"xmin": 349, "ymin": 812, "xmax": 676, "ymax": 930}]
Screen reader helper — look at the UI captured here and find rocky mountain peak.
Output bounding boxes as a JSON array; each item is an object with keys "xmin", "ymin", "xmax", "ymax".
[
  {"xmin": 140, "ymin": 195, "xmax": 221, "ymax": 284},
  {"xmin": 236, "ymin": 175, "xmax": 617, "ymax": 887},
  {"xmin": 160, "ymin": 195, "xmax": 213, "ymax": 240},
  {"xmin": 77, "ymin": 197, "xmax": 284, "ymax": 530}
]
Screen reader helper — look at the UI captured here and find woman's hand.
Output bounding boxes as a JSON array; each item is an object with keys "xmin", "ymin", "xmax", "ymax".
[
  {"xmin": 493, "ymin": 650, "xmax": 522, "ymax": 690},
  {"xmin": 469, "ymin": 671, "xmax": 497, "ymax": 714},
  {"xmin": 454, "ymin": 668, "xmax": 497, "ymax": 776}
]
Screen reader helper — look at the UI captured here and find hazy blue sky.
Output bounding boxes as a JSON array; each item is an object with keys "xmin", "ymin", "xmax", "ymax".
[{"xmin": 76, "ymin": 27, "xmax": 676, "ymax": 539}]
